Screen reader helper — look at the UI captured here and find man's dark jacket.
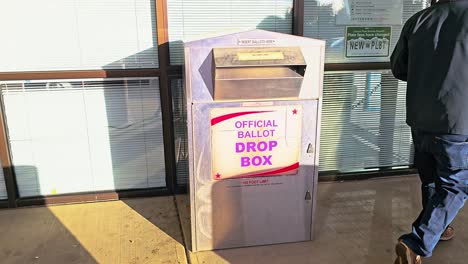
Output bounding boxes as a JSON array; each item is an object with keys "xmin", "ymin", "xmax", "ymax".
[{"xmin": 391, "ymin": 0, "xmax": 468, "ymax": 135}]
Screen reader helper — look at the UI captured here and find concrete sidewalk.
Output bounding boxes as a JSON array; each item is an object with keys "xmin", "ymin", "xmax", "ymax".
[
  {"xmin": 0, "ymin": 196, "xmax": 187, "ymax": 264},
  {"xmin": 1, "ymin": 175, "xmax": 467, "ymax": 264}
]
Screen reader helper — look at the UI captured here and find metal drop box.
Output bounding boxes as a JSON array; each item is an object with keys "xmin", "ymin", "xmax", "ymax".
[{"xmin": 184, "ymin": 30, "xmax": 325, "ymax": 252}]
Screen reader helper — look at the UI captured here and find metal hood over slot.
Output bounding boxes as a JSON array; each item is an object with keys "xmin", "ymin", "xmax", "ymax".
[{"xmin": 212, "ymin": 47, "xmax": 306, "ymax": 100}]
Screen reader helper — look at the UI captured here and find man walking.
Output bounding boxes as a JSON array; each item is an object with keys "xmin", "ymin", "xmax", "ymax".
[{"xmin": 391, "ymin": 0, "xmax": 468, "ymax": 263}]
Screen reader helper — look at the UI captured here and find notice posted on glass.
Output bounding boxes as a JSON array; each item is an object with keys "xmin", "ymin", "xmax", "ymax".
[
  {"xmin": 345, "ymin": 26, "xmax": 391, "ymax": 58},
  {"xmin": 336, "ymin": 0, "xmax": 403, "ymax": 25}
]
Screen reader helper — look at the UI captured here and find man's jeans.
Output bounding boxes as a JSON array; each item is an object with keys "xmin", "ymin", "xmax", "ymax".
[{"xmin": 400, "ymin": 129, "xmax": 468, "ymax": 257}]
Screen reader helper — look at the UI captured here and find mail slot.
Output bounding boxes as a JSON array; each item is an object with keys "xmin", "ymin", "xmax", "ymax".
[
  {"xmin": 184, "ymin": 30, "xmax": 325, "ymax": 252},
  {"xmin": 212, "ymin": 47, "xmax": 306, "ymax": 100}
]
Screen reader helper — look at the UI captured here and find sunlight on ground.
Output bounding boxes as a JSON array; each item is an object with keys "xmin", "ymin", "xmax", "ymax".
[{"xmin": 48, "ymin": 200, "xmax": 186, "ymax": 264}]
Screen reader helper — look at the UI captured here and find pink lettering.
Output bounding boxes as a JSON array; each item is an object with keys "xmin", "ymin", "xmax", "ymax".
[
  {"xmin": 240, "ymin": 155, "xmax": 273, "ymax": 167},
  {"xmin": 246, "ymin": 142, "xmax": 256, "ymax": 152},
  {"xmin": 241, "ymin": 157, "xmax": 250, "ymax": 167},
  {"xmin": 235, "ymin": 140, "xmax": 278, "ymax": 153},
  {"xmin": 262, "ymin": 155, "xmax": 272, "ymax": 165},
  {"xmin": 257, "ymin": 141, "xmax": 268, "ymax": 151},
  {"xmin": 236, "ymin": 142, "xmax": 245, "ymax": 153},
  {"xmin": 269, "ymin": 141, "xmax": 278, "ymax": 151},
  {"xmin": 252, "ymin": 156, "xmax": 262, "ymax": 166}
]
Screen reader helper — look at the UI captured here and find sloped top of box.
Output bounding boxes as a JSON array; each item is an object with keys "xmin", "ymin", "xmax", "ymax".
[{"xmin": 184, "ymin": 29, "xmax": 325, "ymax": 49}]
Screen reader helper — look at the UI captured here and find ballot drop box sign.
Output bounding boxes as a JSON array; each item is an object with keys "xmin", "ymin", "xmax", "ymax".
[{"xmin": 210, "ymin": 105, "xmax": 302, "ymax": 180}]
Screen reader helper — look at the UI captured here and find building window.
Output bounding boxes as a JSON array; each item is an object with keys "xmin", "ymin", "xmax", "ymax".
[
  {"xmin": 0, "ymin": 0, "xmax": 159, "ymax": 71},
  {"xmin": 1, "ymin": 78, "xmax": 166, "ymax": 197},
  {"xmin": 167, "ymin": 0, "xmax": 294, "ymax": 64}
]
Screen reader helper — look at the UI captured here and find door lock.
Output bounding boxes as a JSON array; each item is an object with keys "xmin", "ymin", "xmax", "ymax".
[{"xmin": 307, "ymin": 143, "xmax": 314, "ymax": 154}]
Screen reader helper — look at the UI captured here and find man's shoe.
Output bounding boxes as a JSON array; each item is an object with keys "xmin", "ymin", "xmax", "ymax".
[
  {"xmin": 440, "ymin": 225, "xmax": 455, "ymax": 241},
  {"xmin": 394, "ymin": 241, "xmax": 422, "ymax": 264}
]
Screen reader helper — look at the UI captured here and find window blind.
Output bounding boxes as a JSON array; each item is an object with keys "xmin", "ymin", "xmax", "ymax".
[
  {"xmin": 167, "ymin": 0, "xmax": 294, "ymax": 65},
  {"xmin": 1, "ymin": 78, "xmax": 166, "ymax": 197},
  {"xmin": 171, "ymin": 79, "xmax": 189, "ymax": 186},
  {"xmin": 0, "ymin": 0, "xmax": 158, "ymax": 72},
  {"xmin": 303, "ymin": 0, "xmax": 431, "ymax": 63},
  {"xmin": 0, "ymin": 162, "xmax": 6, "ymax": 199},
  {"xmin": 319, "ymin": 71, "xmax": 413, "ymax": 173}
]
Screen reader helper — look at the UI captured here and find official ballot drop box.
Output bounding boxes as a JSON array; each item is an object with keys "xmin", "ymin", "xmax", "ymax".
[{"xmin": 184, "ymin": 30, "xmax": 325, "ymax": 251}]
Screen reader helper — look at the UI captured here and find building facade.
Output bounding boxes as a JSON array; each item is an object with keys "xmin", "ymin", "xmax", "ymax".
[{"xmin": 0, "ymin": 0, "xmax": 433, "ymax": 208}]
